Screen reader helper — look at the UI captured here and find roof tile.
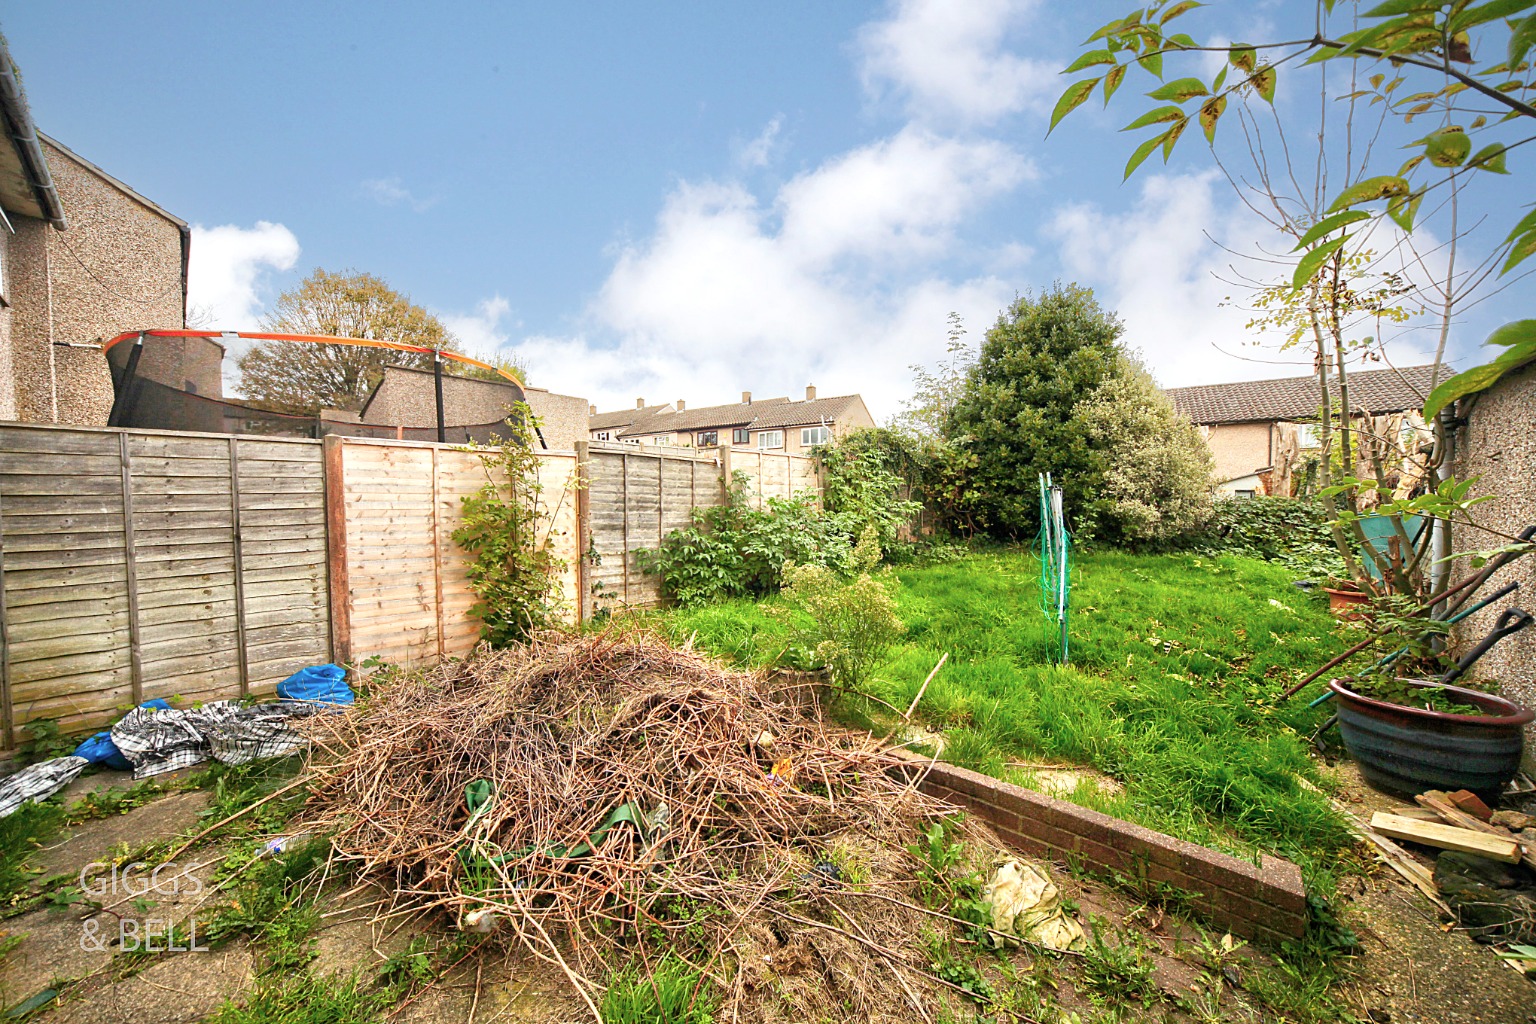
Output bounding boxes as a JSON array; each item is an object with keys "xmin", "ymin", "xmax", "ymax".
[{"xmin": 1166, "ymin": 364, "xmax": 1444, "ymax": 424}]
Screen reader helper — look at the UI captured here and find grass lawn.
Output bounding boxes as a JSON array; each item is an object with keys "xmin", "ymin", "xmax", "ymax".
[{"xmin": 654, "ymin": 547, "xmax": 1359, "ymax": 893}]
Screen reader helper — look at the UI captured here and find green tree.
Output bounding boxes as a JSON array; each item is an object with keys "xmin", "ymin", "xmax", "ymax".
[
  {"xmin": 237, "ymin": 268, "xmax": 458, "ymax": 414},
  {"xmin": 1078, "ymin": 359, "xmax": 1215, "ymax": 545},
  {"xmin": 892, "ymin": 312, "xmax": 975, "ymax": 436},
  {"xmin": 949, "ymin": 283, "xmax": 1124, "ymax": 539}
]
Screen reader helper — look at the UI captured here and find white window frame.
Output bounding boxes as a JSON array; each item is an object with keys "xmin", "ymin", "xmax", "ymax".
[
  {"xmin": 801, "ymin": 426, "xmax": 831, "ymax": 447},
  {"xmin": 594, "ymin": 430, "xmax": 612, "ymax": 441},
  {"xmin": 756, "ymin": 429, "xmax": 784, "ymax": 450},
  {"xmin": 1295, "ymin": 423, "xmax": 1321, "ymax": 448}
]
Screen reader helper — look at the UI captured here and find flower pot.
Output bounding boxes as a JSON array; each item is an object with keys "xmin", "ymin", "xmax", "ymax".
[
  {"xmin": 1323, "ymin": 586, "xmax": 1369, "ymax": 619},
  {"xmin": 1329, "ymin": 678, "xmax": 1534, "ymax": 803}
]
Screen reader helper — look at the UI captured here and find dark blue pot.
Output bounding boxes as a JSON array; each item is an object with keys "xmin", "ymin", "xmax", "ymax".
[{"xmin": 1330, "ymin": 678, "xmax": 1533, "ymax": 804}]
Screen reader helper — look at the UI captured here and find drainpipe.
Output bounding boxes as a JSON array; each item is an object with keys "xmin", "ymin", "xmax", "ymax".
[
  {"xmin": 433, "ymin": 349, "xmax": 446, "ymax": 444},
  {"xmin": 0, "ymin": 42, "xmax": 68, "ymax": 229},
  {"xmin": 1430, "ymin": 404, "xmax": 1456, "ymax": 617}
]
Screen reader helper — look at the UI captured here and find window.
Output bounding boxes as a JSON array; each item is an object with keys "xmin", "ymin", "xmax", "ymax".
[
  {"xmin": 1296, "ymin": 423, "xmax": 1321, "ymax": 449},
  {"xmin": 801, "ymin": 426, "xmax": 831, "ymax": 447},
  {"xmin": 756, "ymin": 430, "xmax": 784, "ymax": 450},
  {"xmin": 732, "ymin": 427, "xmax": 750, "ymax": 445},
  {"xmin": 652, "ymin": 434, "xmax": 672, "ymax": 445},
  {"xmin": 594, "ymin": 430, "xmax": 612, "ymax": 441},
  {"xmin": 696, "ymin": 430, "xmax": 718, "ymax": 446},
  {"xmin": 1234, "ymin": 489, "xmax": 1257, "ymax": 499}
]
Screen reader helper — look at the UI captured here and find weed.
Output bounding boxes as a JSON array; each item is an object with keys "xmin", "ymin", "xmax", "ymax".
[
  {"xmin": 18, "ymin": 720, "xmax": 75, "ymax": 765},
  {"xmin": 194, "ymin": 755, "xmax": 308, "ymax": 841},
  {"xmin": 205, "ymin": 971, "xmax": 390, "ymax": 1024},
  {"xmin": 1080, "ymin": 917, "xmax": 1157, "ymax": 1009},
  {"xmin": 600, "ymin": 956, "xmax": 717, "ymax": 1024},
  {"xmin": 205, "ymin": 836, "xmax": 330, "ymax": 973},
  {"xmin": 932, "ymin": 958, "xmax": 994, "ymax": 1004}
]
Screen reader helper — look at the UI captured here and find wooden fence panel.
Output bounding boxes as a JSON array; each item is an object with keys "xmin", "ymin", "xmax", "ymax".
[
  {"xmin": 0, "ymin": 424, "xmax": 329, "ymax": 749},
  {"xmin": 330, "ymin": 438, "xmax": 581, "ymax": 671}
]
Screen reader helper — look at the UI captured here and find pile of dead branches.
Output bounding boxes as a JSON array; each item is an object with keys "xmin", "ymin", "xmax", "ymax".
[{"xmin": 302, "ymin": 631, "xmax": 968, "ymax": 1022}]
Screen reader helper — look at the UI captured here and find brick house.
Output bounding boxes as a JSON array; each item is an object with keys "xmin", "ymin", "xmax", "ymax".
[
  {"xmin": 1, "ymin": 38, "xmax": 193, "ymax": 425},
  {"xmin": 358, "ymin": 363, "xmax": 590, "ymax": 449},
  {"xmin": 589, "ymin": 386, "xmax": 875, "ymax": 454},
  {"xmin": 1166, "ymin": 364, "xmax": 1441, "ymax": 497}
]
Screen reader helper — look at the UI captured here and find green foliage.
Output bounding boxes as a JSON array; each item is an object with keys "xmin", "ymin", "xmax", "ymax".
[
  {"xmin": 933, "ymin": 959, "xmax": 995, "ymax": 1004},
  {"xmin": 18, "ymin": 719, "xmax": 76, "ymax": 765},
  {"xmin": 1081, "ymin": 918, "xmax": 1158, "ymax": 1009},
  {"xmin": 892, "ymin": 311, "xmax": 975, "ymax": 436},
  {"xmin": 0, "ymin": 800, "xmax": 66, "ymax": 904},
  {"xmin": 638, "ymin": 474, "xmax": 854, "ymax": 607},
  {"xmin": 600, "ymin": 956, "xmax": 716, "ymax": 1024},
  {"xmin": 948, "ymin": 283, "xmax": 1124, "ymax": 540},
  {"xmin": 453, "ymin": 404, "xmax": 567, "ymax": 645},
  {"xmin": 206, "ymin": 836, "xmax": 332, "ymax": 972},
  {"xmin": 1076, "ymin": 360, "xmax": 1214, "ymax": 545},
  {"xmin": 816, "ymin": 431, "xmax": 923, "ymax": 553},
  {"xmin": 774, "ymin": 537, "xmax": 904, "ymax": 689},
  {"xmin": 205, "ymin": 972, "xmax": 391, "ymax": 1024},
  {"xmin": 1191, "ymin": 497, "xmax": 1346, "ymax": 582}
]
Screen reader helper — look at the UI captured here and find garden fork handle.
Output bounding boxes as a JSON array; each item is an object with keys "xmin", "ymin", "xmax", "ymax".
[{"xmin": 1440, "ymin": 607, "xmax": 1534, "ymax": 686}]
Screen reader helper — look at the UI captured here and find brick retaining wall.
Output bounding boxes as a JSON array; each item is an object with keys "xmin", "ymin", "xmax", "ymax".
[{"xmin": 890, "ymin": 751, "xmax": 1309, "ymax": 944}]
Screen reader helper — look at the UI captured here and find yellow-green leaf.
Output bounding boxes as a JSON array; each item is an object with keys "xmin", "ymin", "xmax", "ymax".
[
  {"xmin": 1124, "ymin": 131, "xmax": 1167, "ymax": 179},
  {"xmin": 1505, "ymin": 206, "xmax": 1536, "ymax": 245},
  {"xmin": 1450, "ymin": 0, "xmax": 1536, "ymax": 35},
  {"xmin": 1147, "ymin": 77, "xmax": 1209, "ymax": 101},
  {"xmin": 1503, "ymin": 230, "xmax": 1536, "ymax": 275},
  {"xmin": 1292, "ymin": 236, "xmax": 1349, "ymax": 291},
  {"xmin": 1426, "ymin": 126, "xmax": 1471, "ymax": 167},
  {"xmin": 1397, "ymin": 153, "xmax": 1426, "ymax": 176},
  {"xmin": 1065, "ymin": 49, "xmax": 1117, "ymax": 73},
  {"xmin": 1512, "ymin": 11, "xmax": 1536, "ymax": 65},
  {"xmin": 1123, "ymin": 105, "xmax": 1187, "ymax": 130},
  {"xmin": 1469, "ymin": 142, "xmax": 1509, "ymax": 173},
  {"xmin": 1424, "ymin": 323, "xmax": 1536, "ymax": 418},
  {"xmin": 1160, "ymin": 0, "xmax": 1204, "ymax": 23},
  {"xmin": 1161, "ymin": 115, "xmax": 1189, "ymax": 159},
  {"xmin": 1328, "ymin": 175, "xmax": 1411, "ymax": 211},
  {"xmin": 1229, "ymin": 44, "xmax": 1256, "ymax": 72},
  {"xmin": 1199, "ymin": 94, "xmax": 1227, "ymax": 143},
  {"xmin": 1293, "ymin": 210, "xmax": 1370, "ymax": 251},
  {"xmin": 1103, "ymin": 63, "xmax": 1127, "ymax": 105},
  {"xmin": 1387, "ymin": 191, "xmax": 1424, "ymax": 231},
  {"xmin": 1251, "ymin": 66, "xmax": 1277, "ymax": 103},
  {"xmin": 1049, "ymin": 78, "xmax": 1100, "ymax": 134},
  {"xmin": 1138, "ymin": 47, "xmax": 1164, "ymax": 77}
]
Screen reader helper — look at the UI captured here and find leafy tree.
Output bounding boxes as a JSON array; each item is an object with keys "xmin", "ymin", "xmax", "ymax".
[
  {"xmin": 237, "ymin": 269, "xmax": 459, "ymax": 414},
  {"xmin": 892, "ymin": 312, "xmax": 975, "ymax": 436},
  {"xmin": 1052, "ymin": 0, "xmax": 1536, "ymax": 591},
  {"xmin": 1078, "ymin": 359, "xmax": 1215, "ymax": 544},
  {"xmin": 949, "ymin": 283, "xmax": 1124, "ymax": 539}
]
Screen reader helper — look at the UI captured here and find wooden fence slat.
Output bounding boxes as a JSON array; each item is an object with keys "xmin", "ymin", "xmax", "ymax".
[
  {"xmin": 0, "ymin": 475, "xmax": 11, "ymax": 747},
  {"xmin": 230, "ymin": 436, "xmax": 250, "ymax": 697},
  {"xmin": 119, "ymin": 433, "xmax": 144, "ymax": 707}
]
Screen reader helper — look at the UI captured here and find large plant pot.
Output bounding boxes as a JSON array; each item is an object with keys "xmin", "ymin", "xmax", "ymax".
[{"xmin": 1329, "ymin": 678, "xmax": 1533, "ymax": 803}]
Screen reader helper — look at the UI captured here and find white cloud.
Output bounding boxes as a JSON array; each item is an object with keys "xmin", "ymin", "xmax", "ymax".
[
  {"xmin": 495, "ymin": 131, "xmax": 1026, "ymax": 417},
  {"xmin": 360, "ymin": 176, "xmax": 438, "ymax": 212},
  {"xmin": 441, "ymin": 296, "xmax": 516, "ymax": 355},
  {"xmin": 857, "ymin": 0, "xmax": 1051, "ymax": 125},
  {"xmin": 1047, "ymin": 171, "xmax": 1437, "ymax": 388},
  {"xmin": 186, "ymin": 221, "xmax": 301, "ymax": 329},
  {"xmin": 734, "ymin": 116, "xmax": 784, "ymax": 169}
]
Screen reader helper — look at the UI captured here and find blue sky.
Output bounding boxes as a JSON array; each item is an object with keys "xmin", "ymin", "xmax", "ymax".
[{"xmin": 5, "ymin": 2, "xmax": 1524, "ymax": 417}]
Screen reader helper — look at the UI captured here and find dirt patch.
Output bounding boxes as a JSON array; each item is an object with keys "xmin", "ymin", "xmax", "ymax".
[
  {"xmin": 26, "ymin": 791, "xmax": 210, "ymax": 883},
  {"xmin": 43, "ymin": 941, "xmax": 253, "ymax": 1024}
]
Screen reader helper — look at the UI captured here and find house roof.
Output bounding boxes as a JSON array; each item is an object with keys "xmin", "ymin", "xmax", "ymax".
[
  {"xmin": 1166, "ymin": 364, "xmax": 1444, "ymax": 425},
  {"xmin": 592, "ymin": 393, "xmax": 863, "ymax": 437},
  {"xmin": 0, "ymin": 38, "xmax": 66, "ymax": 227}
]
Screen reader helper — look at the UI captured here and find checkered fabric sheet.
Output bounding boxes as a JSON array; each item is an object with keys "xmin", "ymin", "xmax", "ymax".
[
  {"xmin": 0, "ymin": 755, "xmax": 90, "ymax": 817},
  {"xmin": 203, "ymin": 702, "xmax": 315, "ymax": 766},
  {"xmin": 111, "ymin": 701, "xmax": 244, "ymax": 779}
]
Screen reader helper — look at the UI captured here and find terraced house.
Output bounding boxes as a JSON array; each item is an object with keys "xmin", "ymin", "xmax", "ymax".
[{"xmin": 589, "ymin": 385, "xmax": 874, "ymax": 455}]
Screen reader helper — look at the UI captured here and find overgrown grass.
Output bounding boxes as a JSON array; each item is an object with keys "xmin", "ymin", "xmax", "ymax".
[
  {"xmin": 656, "ymin": 548, "xmax": 1357, "ymax": 884},
  {"xmin": 600, "ymin": 956, "xmax": 717, "ymax": 1024}
]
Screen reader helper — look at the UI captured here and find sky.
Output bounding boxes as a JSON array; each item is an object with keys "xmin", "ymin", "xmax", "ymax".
[{"xmin": 5, "ymin": 2, "xmax": 1526, "ymax": 419}]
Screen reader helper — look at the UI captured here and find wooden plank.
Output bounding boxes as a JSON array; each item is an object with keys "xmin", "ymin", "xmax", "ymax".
[
  {"xmin": 0, "ymin": 477, "xmax": 10, "ymax": 746},
  {"xmin": 0, "ymin": 451, "xmax": 123, "ymax": 475},
  {"xmin": 119, "ymin": 433, "xmax": 144, "ymax": 707},
  {"xmin": 0, "ymin": 512, "xmax": 124, "ymax": 536},
  {"xmin": 0, "ymin": 473, "xmax": 125, "ymax": 496},
  {"xmin": 125, "ymin": 474, "xmax": 233, "ymax": 496},
  {"xmin": 232, "ymin": 435, "xmax": 252, "ymax": 698},
  {"xmin": 1370, "ymin": 811, "xmax": 1522, "ymax": 862},
  {"xmin": 431, "ymin": 446, "xmax": 446, "ymax": 661},
  {"xmin": 126, "ymin": 435, "xmax": 233, "ymax": 461},
  {"xmin": 326, "ymin": 436, "xmax": 351, "ymax": 667},
  {"xmin": 8, "ymin": 608, "xmax": 130, "ymax": 644},
  {"xmin": 0, "ymin": 428, "xmax": 120, "ymax": 456},
  {"xmin": 1416, "ymin": 792, "xmax": 1536, "ymax": 872},
  {"xmin": 7, "ymin": 629, "xmax": 132, "ymax": 663}
]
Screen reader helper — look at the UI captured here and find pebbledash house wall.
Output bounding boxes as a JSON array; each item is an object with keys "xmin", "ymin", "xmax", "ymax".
[
  {"xmin": 523, "ymin": 387, "xmax": 591, "ymax": 450},
  {"xmin": 1199, "ymin": 421, "xmax": 1273, "ymax": 488},
  {"xmin": 2, "ymin": 137, "xmax": 188, "ymax": 426},
  {"xmin": 1451, "ymin": 361, "xmax": 1536, "ymax": 766}
]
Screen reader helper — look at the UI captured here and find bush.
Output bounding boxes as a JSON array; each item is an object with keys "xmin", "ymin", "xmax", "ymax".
[
  {"xmin": 774, "ymin": 528, "xmax": 903, "ymax": 689},
  {"xmin": 637, "ymin": 475, "xmax": 854, "ymax": 607},
  {"xmin": 1076, "ymin": 362, "xmax": 1214, "ymax": 545},
  {"xmin": 1192, "ymin": 496, "xmax": 1346, "ymax": 582},
  {"xmin": 816, "ymin": 430, "xmax": 923, "ymax": 551}
]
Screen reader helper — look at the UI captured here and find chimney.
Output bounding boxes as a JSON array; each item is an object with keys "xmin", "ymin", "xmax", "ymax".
[
  {"xmin": 676, "ymin": 399, "xmax": 686, "ymax": 411},
  {"xmin": 805, "ymin": 384, "xmax": 817, "ymax": 402},
  {"xmin": 636, "ymin": 398, "xmax": 646, "ymax": 409},
  {"xmin": 589, "ymin": 403, "xmax": 597, "ymax": 416},
  {"xmin": 742, "ymin": 391, "xmax": 752, "ymax": 404}
]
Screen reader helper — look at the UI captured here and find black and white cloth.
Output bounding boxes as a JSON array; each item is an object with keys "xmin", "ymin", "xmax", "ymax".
[
  {"xmin": 202, "ymin": 702, "xmax": 315, "ymax": 766},
  {"xmin": 110, "ymin": 701, "xmax": 245, "ymax": 779},
  {"xmin": 0, "ymin": 755, "xmax": 89, "ymax": 817}
]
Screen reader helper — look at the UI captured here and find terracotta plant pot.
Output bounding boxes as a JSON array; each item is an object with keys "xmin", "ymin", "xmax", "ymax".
[
  {"xmin": 1329, "ymin": 677, "xmax": 1534, "ymax": 803},
  {"xmin": 1323, "ymin": 586, "xmax": 1369, "ymax": 619}
]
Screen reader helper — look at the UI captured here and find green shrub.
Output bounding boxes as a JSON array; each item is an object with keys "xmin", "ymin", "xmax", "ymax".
[
  {"xmin": 638, "ymin": 475, "xmax": 853, "ymax": 607},
  {"xmin": 816, "ymin": 430, "xmax": 923, "ymax": 551},
  {"xmin": 1193, "ymin": 496, "xmax": 1345, "ymax": 582},
  {"xmin": 774, "ymin": 530, "xmax": 903, "ymax": 689}
]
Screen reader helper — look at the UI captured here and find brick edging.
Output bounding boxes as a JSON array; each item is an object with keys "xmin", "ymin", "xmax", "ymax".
[{"xmin": 888, "ymin": 750, "xmax": 1308, "ymax": 944}]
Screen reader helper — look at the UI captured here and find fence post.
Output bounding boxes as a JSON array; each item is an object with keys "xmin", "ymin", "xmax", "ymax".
[
  {"xmin": 0, "ymin": 479, "xmax": 11, "ymax": 749},
  {"xmin": 430, "ymin": 446, "xmax": 445, "ymax": 662},
  {"xmin": 227, "ymin": 436, "xmax": 250, "ymax": 698},
  {"xmin": 574, "ymin": 441, "xmax": 591, "ymax": 622},
  {"xmin": 323, "ymin": 435, "xmax": 352, "ymax": 668},
  {"xmin": 621, "ymin": 452, "xmax": 630, "ymax": 607},
  {"xmin": 118, "ymin": 433, "xmax": 144, "ymax": 706},
  {"xmin": 716, "ymin": 442, "xmax": 732, "ymax": 503}
]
